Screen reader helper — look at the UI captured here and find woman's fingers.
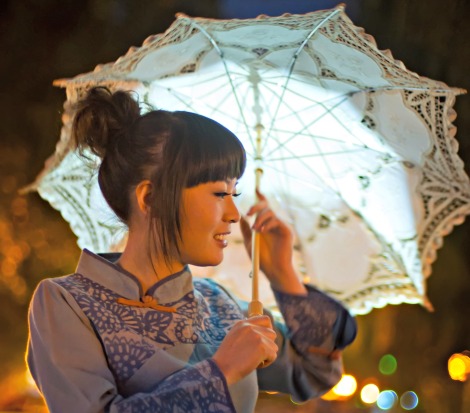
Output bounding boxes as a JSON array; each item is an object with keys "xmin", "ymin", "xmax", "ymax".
[
  {"xmin": 253, "ymin": 209, "xmax": 275, "ymax": 231},
  {"xmin": 245, "ymin": 190, "xmax": 268, "ymax": 217},
  {"xmin": 246, "ymin": 207, "xmax": 279, "ymax": 232},
  {"xmin": 212, "ymin": 315, "xmax": 278, "ymax": 384},
  {"xmin": 248, "ymin": 317, "xmax": 277, "ymax": 341},
  {"xmin": 248, "ymin": 314, "xmax": 274, "ymax": 329},
  {"xmin": 245, "ymin": 191, "xmax": 285, "ymax": 233},
  {"xmin": 241, "ymin": 190, "xmax": 296, "ymax": 285},
  {"xmin": 243, "ymin": 317, "xmax": 278, "ymax": 367},
  {"xmin": 248, "ymin": 317, "xmax": 278, "ymax": 367}
]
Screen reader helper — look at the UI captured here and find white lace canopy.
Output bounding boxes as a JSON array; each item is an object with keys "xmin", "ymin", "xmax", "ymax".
[{"xmin": 26, "ymin": 4, "xmax": 469, "ymax": 315}]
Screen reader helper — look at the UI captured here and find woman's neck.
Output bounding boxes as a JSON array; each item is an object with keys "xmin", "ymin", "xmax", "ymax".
[{"xmin": 117, "ymin": 231, "xmax": 184, "ymax": 293}]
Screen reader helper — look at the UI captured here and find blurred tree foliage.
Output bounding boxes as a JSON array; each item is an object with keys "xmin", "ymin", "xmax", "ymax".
[{"xmin": 0, "ymin": 0, "xmax": 469, "ymax": 411}]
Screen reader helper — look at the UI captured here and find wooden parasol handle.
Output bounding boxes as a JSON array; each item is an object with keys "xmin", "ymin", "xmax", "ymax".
[
  {"xmin": 248, "ymin": 166, "xmax": 264, "ymax": 317},
  {"xmin": 247, "ymin": 126, "xmax": 269, "ymax": 368}
]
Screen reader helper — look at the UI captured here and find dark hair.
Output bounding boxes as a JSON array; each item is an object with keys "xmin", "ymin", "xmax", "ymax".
[{"xmin": 72, "ymin": 87, "xmax": 246, "ymax": 261}]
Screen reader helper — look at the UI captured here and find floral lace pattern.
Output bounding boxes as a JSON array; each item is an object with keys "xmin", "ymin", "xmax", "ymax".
[
  {"xmin": 115, "ymin": 359, "xmax": 235, "ymax": 413},
  {"xmin": 55, "ymin": 273, "xmax": 244, "ymax": 389},
  {"xmin": 32, "ymin": 4, "xmax": 470, "ymax": 317},
  {"xmin": 273, "ymin": 285, "xmax": 354, "ymax": 354},
  {"xmin": 105, "ymin": 336, "xmax": 155, "ymax": 383}
]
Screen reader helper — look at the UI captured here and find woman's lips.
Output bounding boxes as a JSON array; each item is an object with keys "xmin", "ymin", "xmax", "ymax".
[{"xmin": 214, "ymin": 233, "xmax": 230, "ymax": 247}]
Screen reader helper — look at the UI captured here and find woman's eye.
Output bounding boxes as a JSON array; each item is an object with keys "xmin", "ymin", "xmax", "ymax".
[
  {"xmin": 214, "ymin": 192, "xmax": 229, "ymax": 198},
  {"xmin": 214, "ymin": 192, "xmax": 241, "ymax": 198}
]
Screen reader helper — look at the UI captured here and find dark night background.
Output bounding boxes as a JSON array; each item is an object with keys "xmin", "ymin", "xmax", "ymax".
[{"xmin": 0, "ymin": 1, "xmax": 469, "ymax": 412}]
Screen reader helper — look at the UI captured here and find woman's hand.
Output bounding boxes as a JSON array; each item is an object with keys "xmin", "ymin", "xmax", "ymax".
[
  {"xmin": 212, "ymin": 315, "xmax": 278, "ymax": 385},
  {"xmin": 240, "ymin": 190, "xmax": 307, "ymax": 295}
]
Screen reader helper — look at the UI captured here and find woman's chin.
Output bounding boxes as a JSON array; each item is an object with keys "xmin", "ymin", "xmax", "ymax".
[{"xmin": 194, "ymin": 255, "xmax": 224, "ymax": 268}]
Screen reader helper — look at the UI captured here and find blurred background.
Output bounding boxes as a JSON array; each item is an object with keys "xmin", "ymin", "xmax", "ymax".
[{"xmin": 0, "ymin": 0, "xmax": 469, "ymax": 412}]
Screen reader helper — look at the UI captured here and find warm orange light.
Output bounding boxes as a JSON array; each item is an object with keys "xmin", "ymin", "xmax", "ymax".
[
  {"xmin": 0, "ymin": 368, "xmax": 43, "ymax": 408},
  {"xmin": 25, "ymin": 368, "xmax": 39, "ymax": 393},
  {"xmin": 334, "ymin": 374, "xmax": 357, "ymax": 397},
  {"xmin": 448, "ymin": 353, "xmax": 470, "ymax": 382},
  {"xmin": 321, "ymin": 388, "xmax": 338, "ymax": 401},
  {"xmin": 321, "ymin": 374, "xmax": 357, "ymax": 401}
]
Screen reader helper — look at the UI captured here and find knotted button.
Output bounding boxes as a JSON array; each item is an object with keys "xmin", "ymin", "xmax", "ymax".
[{"xmin": 116, "ymin": 296, "xmax": 177, "ymax": 313}]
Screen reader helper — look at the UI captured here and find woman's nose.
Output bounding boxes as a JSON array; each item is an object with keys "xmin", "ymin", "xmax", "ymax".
[{"xmin": 224, "ymin": 196, "xmax": 241, "ymax": 223}]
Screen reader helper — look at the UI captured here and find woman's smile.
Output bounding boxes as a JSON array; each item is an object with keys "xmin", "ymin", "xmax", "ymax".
[
  {"xmin": 178, "ymin": 179, "xmax": 240, "ymax": 266},
  {"xmin": 214, "ymin": 232, "xmax": 231, "ymax": 247}
]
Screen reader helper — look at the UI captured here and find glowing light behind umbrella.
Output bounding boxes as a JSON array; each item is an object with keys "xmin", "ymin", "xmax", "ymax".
[{"xmin": 26, "ymin": 5, "xmax": 470, "ymax": 314}]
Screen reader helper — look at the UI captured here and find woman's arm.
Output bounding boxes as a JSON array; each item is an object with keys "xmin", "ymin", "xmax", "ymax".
[
  {"xmin": 239, "ymin": 191, "xmax": 357, "ymax": 400},
  {"xmin": 232, "ymin": 287, "xmax": 356, "ymax": 401},
  {"xmin": 260, "ymin": 286, "xmax": 356, "ymax": 400}
]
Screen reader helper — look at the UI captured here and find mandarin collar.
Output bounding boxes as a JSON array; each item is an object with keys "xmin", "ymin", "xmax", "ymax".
[{"xmin": 75, "ymin": 249, "xmax": 194, "ymax": 304}]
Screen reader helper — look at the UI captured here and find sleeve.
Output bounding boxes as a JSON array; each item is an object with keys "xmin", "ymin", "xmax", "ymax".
[
  {"xmin": 255, "ymin": 285, "xmax": 357, "ymax": 401},
  {"xmin": 27, "ymin": 279, "xmax": 236, "ymax": 413}
]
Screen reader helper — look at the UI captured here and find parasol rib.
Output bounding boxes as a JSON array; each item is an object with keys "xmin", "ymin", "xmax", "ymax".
[
  {"xmin": 29, "ymin": 7, "xmax": 470, "ymax": 316},
  {"xmin": 263, "ymin": 7, "xmax": 342, "ymax": 153},
  {"xmin": 183, "ymin": 16, "xmax": 265, "ymax": 316},
  {"xmin": 182, "ymin": 17, "xmax": 256, "ymax": 155}
]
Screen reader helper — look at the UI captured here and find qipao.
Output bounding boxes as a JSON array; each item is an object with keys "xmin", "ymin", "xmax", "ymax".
[{"xmin": 27, "ymin": 249, "xmax": 356, "ymax": 413}]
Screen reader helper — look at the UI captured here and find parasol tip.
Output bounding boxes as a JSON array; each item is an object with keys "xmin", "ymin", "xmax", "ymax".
[
  {"xmin": 175, "ymin": 12, "xmax": 190, "ymax": 19},
  {"xmin": 423, "ymin": 297, "xmax": 435, "ymax": 312},
  {"xmin": 53, "ymin": 78, "xmax": 69, "ymax": 88}
]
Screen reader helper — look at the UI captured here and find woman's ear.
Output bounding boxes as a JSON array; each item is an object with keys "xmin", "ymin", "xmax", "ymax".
[{"xmin": 135, "ymin": 180, "xmax": 152, "ymax": 214}]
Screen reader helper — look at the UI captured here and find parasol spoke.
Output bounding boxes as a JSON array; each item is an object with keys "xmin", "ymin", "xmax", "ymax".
[
  {"xmin": 264, "ymin": 7, "xmax": 343, "ymax": 144},
  {"xmin": 32, "ymin": 7, "xmax": 469, "ymax": 315},
  {"xmin": 265, "ymin": 127, "xmax": 392, "ymax": 157},
  {"xmin": 187, "ymin": 19, "xmax": 258, "ymax": 156}
]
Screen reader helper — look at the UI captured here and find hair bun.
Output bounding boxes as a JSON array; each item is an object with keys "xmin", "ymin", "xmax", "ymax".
[{"xmin": 72, "ymin": 87, "xmax": 141, "ymax": 159}]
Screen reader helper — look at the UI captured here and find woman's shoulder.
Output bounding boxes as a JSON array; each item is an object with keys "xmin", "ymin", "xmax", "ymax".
[
  {"xmin": 32, "ymin": 272, "xmax": 83, "ymax": 294},
  {"xmin": 28, "ymin": 272, "xmax": 98, "ymax": 331},
  {"xmin": 29, "ymin": 272, "xmax": 86, "ymax": 311}
]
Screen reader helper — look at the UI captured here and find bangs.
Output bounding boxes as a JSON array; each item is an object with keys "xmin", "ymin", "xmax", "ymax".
[
  {"xmin": 186, "ymin": 138, "xmax": 246, "ymax": 187},
  {"xmin": 174, "ymin": 111, "xmax": 246, "ymax": 187}
]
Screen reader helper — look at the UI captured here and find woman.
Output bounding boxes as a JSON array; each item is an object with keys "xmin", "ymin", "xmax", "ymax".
[{"xmin": 27, "ymin": 87, "xmax": 356, "ymax": 413}]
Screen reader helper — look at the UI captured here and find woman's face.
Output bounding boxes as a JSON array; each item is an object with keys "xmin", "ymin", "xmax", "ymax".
[{"xmin": 178, "ymin": 178, "xmax": 241, "ymax": 267}]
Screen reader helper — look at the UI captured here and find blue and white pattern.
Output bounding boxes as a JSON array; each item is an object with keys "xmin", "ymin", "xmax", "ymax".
[
  {"xmin": 27, "ymin": 249, "xmax": 356, "ymax": 412},
  {"xmin": 115, "ymin": 359, "xmax": 235, "ymax": 413},
  {"xmin": 104, "ymin": 336, "xmax": 155, "ymax": 383},
  {"xmin": 55, "ymin": 273, "xmax": 244, "ymax": 386},
  {"xmin": 273, "ymin": 285, "xmax": 356, "ymax": 354}
]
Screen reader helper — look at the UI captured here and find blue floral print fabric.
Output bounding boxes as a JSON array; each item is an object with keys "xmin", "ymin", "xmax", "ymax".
[{"xmin": 27, "ymin": 249, "xmax": 356, "ymax": 413}]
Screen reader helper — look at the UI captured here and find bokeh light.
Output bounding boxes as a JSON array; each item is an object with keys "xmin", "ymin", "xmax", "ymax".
[
  {"xmin": 379, "ymin": 354, "xmax": 397, "ymax": 375},
  {"xmin": 360, "ymin": 383, "xmax": 380, "ymax": 404},
  {"xmin": 333, "ymin": 374, "xmax": 357, "ymax": 397},
  {"xmin": 400, "ymin": 391, "xmax": 419, "ymax": 410},
  {"xmin": 0, "ymin": 216, "xmax": 30, "ymax": 302},
  {"xmin": 1, "ymin": 2, "xmax": 470, "ymax": 413},
  {"xmin": 376, "ymin": 390, "xmax": 398, "ymax": 410},
  {"xmin": 448, "ymin": 353, "xmax": 470, "ymax": 381},
  {"xmin": 321, "ymin": 374, "xmax": 357, "ymax": 400}
]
